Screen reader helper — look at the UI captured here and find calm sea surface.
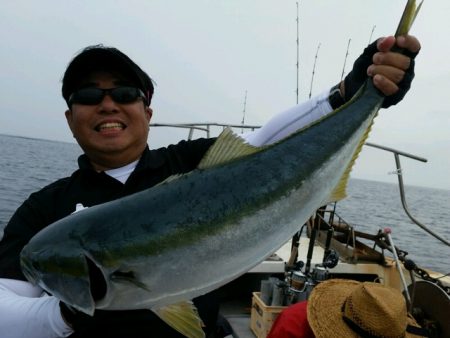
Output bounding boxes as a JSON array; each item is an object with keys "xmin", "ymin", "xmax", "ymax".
[{"xmin": 0, "ymin": 134, "xmax": 449, "ymax": 274}]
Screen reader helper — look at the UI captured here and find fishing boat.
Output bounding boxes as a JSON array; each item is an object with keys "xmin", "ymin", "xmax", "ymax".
[{"xmin": 150, "ymin": 122, "xmax": 450, "ymax": 338}]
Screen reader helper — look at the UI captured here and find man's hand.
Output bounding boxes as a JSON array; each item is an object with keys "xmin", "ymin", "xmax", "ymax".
[
  {"xmin": 370, "ymin": 35, "xmax": 421, "ymax": 96},
  {"xmin": 341, "ymin": 35, "xmax": 421, "ymax": 108}
]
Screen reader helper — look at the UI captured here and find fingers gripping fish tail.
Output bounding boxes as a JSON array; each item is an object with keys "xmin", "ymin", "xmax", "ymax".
[{"xmin": 328, "ymin": 0, "xmax": 423, "ymax": 204}]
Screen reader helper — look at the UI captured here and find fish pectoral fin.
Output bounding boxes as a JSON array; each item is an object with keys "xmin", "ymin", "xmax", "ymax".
[
  {"xmin": 153, "ymin": 301, "xmax": 205, "ymax": 338},
  {"xmin": 110, "ymin": 270, "xmax": 151, "ymax": 291},
  {"xmin": 198, "ymin": 127, "xmax": 262, "ymax": 169}
]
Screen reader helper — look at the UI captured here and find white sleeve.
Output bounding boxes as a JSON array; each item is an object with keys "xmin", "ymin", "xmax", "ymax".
[
  {"xmin": 242, "ymin": 88, "xmax": 332, "ymax": 146},
  {"xmin": 0, "ymin": 279, "xmax": 73, "ymax": 338}
]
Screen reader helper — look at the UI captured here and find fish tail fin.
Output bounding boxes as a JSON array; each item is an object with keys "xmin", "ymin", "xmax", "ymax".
[
  {"xmin": 329, "ymin": 0, "xmax": 423, "ymax": 203},
  {"xmin": 153, "ymin": 301, "xmax": 205, "ymax": 338},
  {"xmin": 395, "ymin": 0, "xmax": 424, "ymax": 37}
]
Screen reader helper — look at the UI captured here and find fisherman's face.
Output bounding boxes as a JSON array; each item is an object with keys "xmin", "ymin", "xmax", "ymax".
[{"xmin": 65, "ymin": 71, "xmax": 152, "ymax": 171}]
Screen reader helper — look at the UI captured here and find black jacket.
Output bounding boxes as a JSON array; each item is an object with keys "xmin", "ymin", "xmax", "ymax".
[{"xmin": 0, "ymin": 137, "xmax": 218, "ymax": 338}]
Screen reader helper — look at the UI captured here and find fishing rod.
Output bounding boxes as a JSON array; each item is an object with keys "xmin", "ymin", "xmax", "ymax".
[
  {"xmin": 308, "ymin": 43, "xmax": 321, "ymax": 99},
  {"xmin": 296, "ymin": 1, "xmax": 300, "ymax": 104},
  {"xmin": 241, "ymin": 90, "xmax": 248, "ymax": 134},
  {"xmin": 340, "ymin": 38, "xmax": 351, "ymax": 82},
  {"xmin": 368, "ymin": 25, "xmax": 376, "ymax": 44}
]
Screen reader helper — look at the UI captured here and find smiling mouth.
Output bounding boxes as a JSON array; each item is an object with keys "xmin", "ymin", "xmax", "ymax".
[{"xmin": 95, "ymin": 122, "xmax": 126, "ymax": 132}]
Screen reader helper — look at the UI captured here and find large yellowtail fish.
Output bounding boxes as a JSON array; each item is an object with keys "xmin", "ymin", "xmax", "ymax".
[{"xmin": 20, "ymin": 1, "xmax": 421, "ymax": 337}]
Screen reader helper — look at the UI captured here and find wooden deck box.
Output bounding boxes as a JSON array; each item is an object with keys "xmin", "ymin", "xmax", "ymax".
[{"xmin": 250, "ymin": 292, "xmax": 286, "ymax": 338}]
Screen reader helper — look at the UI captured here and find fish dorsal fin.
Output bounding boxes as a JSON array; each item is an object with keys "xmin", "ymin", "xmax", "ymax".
[
  {"xmin": 197, "ymin": 127, "xmax": 261, "ymax": 170},
  {"xmin": 153, "ymin": 301, "xmax": 205, "ymax": 338}
]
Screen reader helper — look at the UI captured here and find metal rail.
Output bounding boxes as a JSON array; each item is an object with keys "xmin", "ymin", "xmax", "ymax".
[
  {"xmin": 366, "ymin": 142, "xmax": 450, "ymax": 247},
  {"xmin": 150, "ymin": 122, "xmax": 259, "ymax": 139},
  {"xmin": 365, "ymin": 142, "xmax": 427, "ymax": 163}
]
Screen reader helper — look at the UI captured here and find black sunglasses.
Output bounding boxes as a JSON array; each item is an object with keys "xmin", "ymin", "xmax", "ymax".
[{"xmin": 68, "ymin": 86, "xmax": 147, "ymax": 106}]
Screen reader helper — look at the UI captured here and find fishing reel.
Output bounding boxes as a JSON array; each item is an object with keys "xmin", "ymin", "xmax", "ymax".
[
  {"xmin": 261, "ymin": 247, "xmax": 339, "ymax": 307},
  {"xmin": 283, "ymin": 242, "xmax": 340, "ymax": 304},
  {"xmin": 280, "ymin": 217, "xmax": 340, "ymax": 305},
  {"xmin": 284, "ymin": 261, "xmax": 334, "ymax": 305},
  {"xmin": 322, "ymin": 249, "xmax": 339, "ymax": 269}
]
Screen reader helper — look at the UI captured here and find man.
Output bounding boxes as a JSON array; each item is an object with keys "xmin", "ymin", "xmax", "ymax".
[{"xmin": 0, "ymin": 34, "xmax": 420, "ymax": 338}]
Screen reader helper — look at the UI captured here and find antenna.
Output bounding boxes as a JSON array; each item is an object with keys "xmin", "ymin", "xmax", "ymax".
[
  {"xmin": 340, "ymin": 38, "xmax": 351, "ymax": 82},
  {"xmin": 241, "ymin": 90, "xmax": 248, "ymax": 133},
  {"xmin": 309, "ymin": 42, "xmax": 321, "ymax": 99},
  {"xmin": 296, "ymin": 1, "xmax": 300, "ymax": 104}
]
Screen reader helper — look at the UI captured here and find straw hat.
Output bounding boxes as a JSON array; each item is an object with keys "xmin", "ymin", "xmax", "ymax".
[{"xmin": 307, "ymin": 279, "xmax": 425, "ymax": 338}]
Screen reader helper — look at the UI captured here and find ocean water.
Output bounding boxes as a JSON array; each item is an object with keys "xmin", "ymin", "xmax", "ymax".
[
  {"xmin": 335, "ymin": 179, "xmax": 450, "ymax": 273},
  {"xmin": 0, "ymin": 134, "xmax": 449, "ymax": 274}
]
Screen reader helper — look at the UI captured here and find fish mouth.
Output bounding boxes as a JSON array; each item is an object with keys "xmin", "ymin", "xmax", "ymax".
[
  {"xmin": 20, "ymin": 254, "xmax": 39, "ymax": 285},
  {"xmin": 21, "ymin": 248, "xmax": 101, "ymax": 315}
]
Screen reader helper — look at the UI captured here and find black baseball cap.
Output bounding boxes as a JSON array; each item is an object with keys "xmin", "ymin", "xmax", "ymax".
[{"xmin": 62, "ymin": 45, "xmax": 154, "ymax": 106}]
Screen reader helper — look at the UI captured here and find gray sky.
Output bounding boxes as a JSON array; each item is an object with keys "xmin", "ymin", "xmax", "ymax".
[{"xmin": 1, "ymin": 1, "xmax": 449, "ymax": 190}]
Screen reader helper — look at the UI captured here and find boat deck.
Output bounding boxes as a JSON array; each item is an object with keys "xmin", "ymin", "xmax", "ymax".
[
  {"xmin": 216, "ymin": 238, "xmax": 330, "ymax": 337},
  {"xmin": 216, "ymin": 236, "xmax": 426, "ymax": 337}
]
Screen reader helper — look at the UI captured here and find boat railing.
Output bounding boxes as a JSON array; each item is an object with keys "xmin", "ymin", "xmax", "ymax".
[
  {"xmin": 150, "ymin": 122, "xmax": 260, "ymax": 140},
  {"xmin": 314, "ymin": 205, "xmax": 362, "ymax": 256},
  {"xmin": 365, "ymin": 142, "xmax": 450, "ymax": 247}
]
